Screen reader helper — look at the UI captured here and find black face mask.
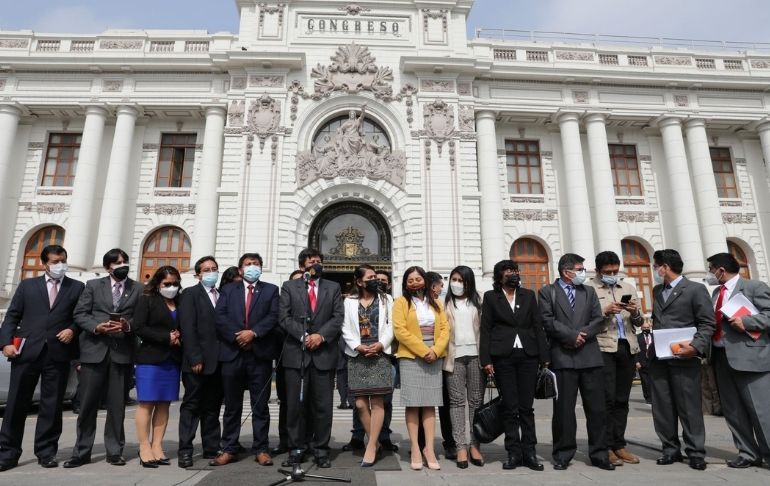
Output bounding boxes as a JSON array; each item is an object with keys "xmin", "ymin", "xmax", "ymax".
[
  {"xmin": 308, "ymin": 263, "xmax": 323, "ymax": 279},
  {"xmin": 642, "ymin": 329, "xmax": 651, "ymax": 335},
  {"xmin": 112, "ymin": 265, "xmax": 129, "ymax": 281},
  {"xmin": 505, "ymin": 274, "xmax": 520, "ymax": 288},
  {"xmin": 364, "ymin": 280, "xmax": 381, "ymax": 293},
  {"xmin": 407, "ymin": 287, "xmax": 425, "ymax": 298}
]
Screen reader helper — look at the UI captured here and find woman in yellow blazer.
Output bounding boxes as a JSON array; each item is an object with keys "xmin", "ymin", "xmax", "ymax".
[{"xmin": 392, "ymin": 266, "xmax": 450, "ymax": 471}]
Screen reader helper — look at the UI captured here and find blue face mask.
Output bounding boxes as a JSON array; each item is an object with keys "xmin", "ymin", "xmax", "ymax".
[
  {"xmin": 243, "ymin": 265, "xmax": 262, "ymax": 283},
  {"xmin": 201, "ymin": 271, "xmax": 219, "ymax": 288},
  {"xmin": 600, "ymin": 275, "xmax": 618, "ymax": 287}
]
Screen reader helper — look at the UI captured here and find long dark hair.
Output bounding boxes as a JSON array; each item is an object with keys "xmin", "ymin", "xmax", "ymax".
[
  {"xmin": 220, "ymin": 266, "xmax": 241, "ymax": 290},
  {"xmin": 401, "ymin": 266, "xmax": 440, "ymax": 312},
  {"xmin": 445, "ymin": 265, "xmax": 482, "ymax": 311},
  {"xmin": 492, "ymin": 260, "xmax": 519, "ymax": 292},
  {"xmin": 144, "ymin": 265, "xmax": 181, "ymax": 296},
  {"xmin": 352, "ymin": 264, "xmax": 381, "ymax": 298}
]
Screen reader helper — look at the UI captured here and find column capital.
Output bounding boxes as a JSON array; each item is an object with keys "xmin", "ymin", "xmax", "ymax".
[
  {"xmin": 81, "ymin": 104, "xmax": 109, "ymax": 117},
  {"xmin": 555, "ymin": 111, "xmax": 581, "ymax": 124},
  {"xmin": 114, "ymin": 105, "xmax": 140, "ymax": 118},
  {"xmin": 474, "ymin": 109, "xmax": 497, "ymax": 122},
  {"xmin": 0, "ymin": 103, "xmax": 23, "ymax": 117},
  {"xmin": 583, "ymin": 112, "xmax": 608, "ymax": 125},
  {"xmin": 656, "ymin": 116, "xmax": 684, "ymax": 129},
  {"xmin": 757, "ymin": 119, "xmax": 770, "ymax": 134},
  {"xmin": 683, "ymin": 118, "xmax": 707, "ymax": 129},
  {"xmin": 203, "ymin": 104, "xmax": 227, "ymax": 117}
]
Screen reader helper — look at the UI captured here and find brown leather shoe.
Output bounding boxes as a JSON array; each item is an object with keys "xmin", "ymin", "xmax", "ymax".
[
  {"xmin": 608, "ymin": 450, "xmax": 624, "ymax": 466},
  {"xmin": 209, "ymin": 452, "xmax": 237, "ymax": 467},
  {"xmin": 255, "ymin": 452, "xmax": 274, "ymax": 466},
  {"xmin": 614, "ymin": 448, "xmax": 640, "ymax": 464}
]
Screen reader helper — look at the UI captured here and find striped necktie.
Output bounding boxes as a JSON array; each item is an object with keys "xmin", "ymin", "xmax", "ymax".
[{"xmin": 566, "ymin": 285, "xmax": 575, "ymax": 309}]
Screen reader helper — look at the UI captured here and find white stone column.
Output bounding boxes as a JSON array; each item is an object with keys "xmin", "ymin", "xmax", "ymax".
[
  {"xmin": 67, "ymin": 105, "xmax": 108, "ymax": 271},
  {"xmin": 191, "ymin": 106, "xmax": 227, "ymax": 263},
  {"xmin": 658, "ymin": 117, "xmax": 704, "ymax": 275},
  {"xmin": 757, "ymin": 122, "xmax": 770, "ymax": 184},
  {"xmin": 0, "ymin": 105, "xmax": 22, "ymax": 222},
  {"xmin": 684, "ymin": 118, "xmax": 727, "ymax": 259},
  {"xmin": 92, "ymin": 105, "xmax": 139, "ymax": 266},
  {"xmin": 475, "ymin": 110, "xmax": 506, "ymax": 277},
  {"xmin": 584, "ymin": 113, "xmax": 623, "ymax": 259},
  {"xmin": 558, "ymin": 112, "xmax": 595, "ymax": 260}
]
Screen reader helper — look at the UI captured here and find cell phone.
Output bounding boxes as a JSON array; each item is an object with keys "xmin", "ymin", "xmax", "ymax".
[
  {"xmin": 620, "ymin": 294, "xmax": 633, "ymax": 304},
  {"xmin": 109, "ymin": 312, "xmax": 122, "ymax": 322}
]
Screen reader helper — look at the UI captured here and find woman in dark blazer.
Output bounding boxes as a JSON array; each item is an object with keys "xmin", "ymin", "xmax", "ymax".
[
  {"xmin": 479, "ymin": 260, "xmax": 549, "ymax": 471},
  {"xmin": 133, "ymin": 266, "xmax": 183, "ymax": 467}
]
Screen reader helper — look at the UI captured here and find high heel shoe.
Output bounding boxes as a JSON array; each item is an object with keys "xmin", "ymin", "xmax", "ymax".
[
  {"xmin": 138, "ymin": 453, "xmax": 159, "ymax": 469},
  {"xmin": 155, "ymin": 457, "xmax": 171, "ymax": 466},
  {"xmin": 469, "ymin": 447, "xmax": 485, "ymax": 467},
  {"xmin": 422, "ymin": 450, "xmax": 440, "ymax": 470}
]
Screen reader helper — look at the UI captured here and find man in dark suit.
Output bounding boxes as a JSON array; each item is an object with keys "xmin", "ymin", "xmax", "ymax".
[
  {"xmin": 649, "ymin": 249, "xmax": 714, "ymax": 471},
  {"xmin": 177, "ymin": 256, "xmax": 223, "ymax": 468},
  {"xmin": 539, "ymin": 253, "xmax": 613, "ymax": 471},
  {"xmin": 64, "ymin": 248, "xmax": 140, "ymax": 468},
  {"xmin": 210, "ymin": 253, "xmax": 280, "ymax": 467},
  {"xmin": 706, "ymin": 252, "xmax": 770, "ymax": 469},
  {"xmin": 279, "ymin": 248, "xmax": 343, "ymax": 468},
  {"xmin": 0, "ymin": 245, "xmax": 84, "ymax": 471},
  {"xmin": 634, "ymin": 320, "xmax": 653, "ymax": 404}
]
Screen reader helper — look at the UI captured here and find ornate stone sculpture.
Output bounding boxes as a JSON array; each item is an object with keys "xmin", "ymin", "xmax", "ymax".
[
  {"xmin": 248, "ymin": 94, "xmax": 281, "ymax": 150},
  {"xmin": 310, "ymin": 43, "xmax": 394, "ymax": 98},
  {"xmin": 296, "ymin": 104, "xmax": 406, "ymax": 188},
  {"xmin": 328, "ymin": 226, "xmax": 372, "ymax": 257},
  {"xmin": 228, "ymin": 100, "xmax": 245, "ymax": 127}
]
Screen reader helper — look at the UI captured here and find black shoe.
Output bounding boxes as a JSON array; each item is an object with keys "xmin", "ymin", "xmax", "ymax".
[
  {"xmin": 656, "ymin": 453, "xmax": 684, "ymax": 465},
  {"xmin": 591, "ymin": 459, "xmax": 616, "ymax": 471},
  {"xmin": 155, "ymin": 457, "xmax": 171, "ymax": 466},
  {"xmin": 138, "ymin": 453, "xmax": 158, "ymax": 469},
  {"xmin": 271, "ymin": 445, "xmax": 290, "ymax": 456},
  {"xmin": 178, "ymin": 454, "xmax": 193, "ymax": 468},
  {"xmin": 315, "ymin": 456, "xmax": 331, "ymax": 468},
  {"xmin": 379, "ymin": 439, "xmax": 399, "ymax": 452},
  {"xmin": 444, "ymin": 446, "xmax": 458, "ymax": 461},
  {"xmin": 470, "ymin": 456, "xmax": 484, "ymax": 467},
  {"xmin": 342, "ymin": 438, "xmax": 366, "ymax": 452},
  {"xmin": 38, "ymin": 457, "xmax": 58, "ymax": 468},
  {"xmin": 727, "ymin": 457, "xmax": 762, "ymax": 468},
  {"xmin": 202, "ymin": 451, "xmax": 219, "ymax": 459},
  {"xmin": 106, "ymin": 455, "xmax": 127, "ymax": 466},
  {"xmin": 523, "ymin": 455, "xmax": 544, "ymax": 471},
  {"xmin": 282, "ymin": 451, "xmax": 304, "ymax": 468},
  {"xmin": 689, "ymin": 458, "xmax": 707, "ymax": 470},
  {"xmin": 456, "ymin": 460, "xmax": 468, "ymax": 469},
  {"xmin": 0, "ymin": 460, "xmax": 18, "ymax": 472},
  {"xmin": 502, "ymin": 456, "xmax": 521, "ymax": 470},
  {"xmin": 553, "ymin": 461, "xmax": 569, "ymax": 470},
  {"xmin": 337, "ymin": 402, "xmax": 350, "ymax": 410},
  {"xmin": 63, "ymin": 456, "xmax": 90, "ymax": 468}
]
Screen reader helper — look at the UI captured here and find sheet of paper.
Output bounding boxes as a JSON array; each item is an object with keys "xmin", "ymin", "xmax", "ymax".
[
  {"xmin": 652, "ymin": 327, "xmax": 696, "ymax": 359},
  {"xmin": 720, "ymin": 293, "xmax": 759, "ymax": 318}
]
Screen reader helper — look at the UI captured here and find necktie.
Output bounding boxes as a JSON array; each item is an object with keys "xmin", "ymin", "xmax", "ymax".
[
  {"xmin": 713, "ymin": 285, "xmax": 727, "ymax": 342},
  {"xmin": 662, "ymin": 283, "xmax": 673, "ymax": 302},
  {"xmin": 645, "ymin": 333, "xmax": 652, "ymax": 357},
  {"xmin": 245, "ymin": 284, "xmax": 254, "ymax": 329},
  {"xmin": 210, "ymin": 288, "xmax": 218, "ymax": 307},
  {"xmin": 112, "ymin": 282, "xmax": 122, "ymax": 310},
  {"xmin": 616, "ymin": 314, "xmax": 626, "ymax": 340},
  {"xmin": 308, "ymin": 279, "xmax": 318, "ymax": 313},
  {"xmin": 48, "ymin": 278, "xmax": 59, "ymax": 308},
  {"xmin": 566, "ymin": 285, "xmax": 575, "ymax": 309}
]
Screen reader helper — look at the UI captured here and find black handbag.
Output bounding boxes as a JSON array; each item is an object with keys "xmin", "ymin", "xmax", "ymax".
[
  {"xmin": 534, "ymin": 367, "xmax": 558, "ymax": 400},
  {"xmin": 472, "ymin": 376, "xmax": 504, "ymax": 444}
]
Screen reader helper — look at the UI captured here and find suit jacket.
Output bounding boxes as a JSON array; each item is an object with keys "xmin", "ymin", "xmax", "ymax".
[
  {"xmin": 178, "ymin": 283, "xmax": 220, "ymax": 374},
  {"xmin": 391, "ymin": 296, "xmax": 451, "ymax": 360},
  {"xmin": 651, "ymin": 276, "xmax": 715, "ymax": 363},
  {"xmin": 585, "ymin": 277, "xmax": 644, "ymax": 354},
  {"xmin": 712, "ymin": 277, "xmax": 770, "ymax": 373},
  {"xmin": 479, "ymin": 288, "xmax": 549, "ymax": 367},
  {"xmin": 0, "ymin": 275, "xmax": 84, "ymax": 363},
  {"xmin": 216, "ymin": 280, "xmax": 280, "ymax": 362},
  {"xmin": 73, "ymin": 276, "xmax": 140, "ymax": 365},
  {"xmin": 636, "ymin": 332, "xmax": 653, "ymax": 367},
  {"xmin": 538, "ymin": 279, "xmax": 604, "ymax": 370},
  {"xmin": 133, "ymin": 293, "xmax": 182, "ymax": 365},
  {"xmin": 341, "ymin": 294, "xmax": 394, "ymax": 357},
  {"xmin": 278, "ymin": 278, "xmax": 344, "ymax": 370}
]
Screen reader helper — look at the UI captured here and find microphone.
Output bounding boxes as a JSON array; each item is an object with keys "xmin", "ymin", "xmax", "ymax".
[{"xmin": 303, "ymin": 271, "xmax": 311, "ymax": 282}]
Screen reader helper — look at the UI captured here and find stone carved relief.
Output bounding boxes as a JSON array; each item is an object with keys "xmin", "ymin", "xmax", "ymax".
[
  {"xmin": 556, "ymin": 50, "xmax": 594, "ymax": 61},
  {"xmin": 141, "ymin": 204, "xmax": 196, "ymax": 215},
  {"xmin": 504, "ymin": 209, "xmax": 558, "ymax": 221},
  {"xmin": 750, "ymin": 59, "xmax": 770, "ymax": 69},
  {"xmin": 228, "ymin": 100, "xmax": 245, "ymax": 127},
  {"xmin": 458, "ymin": 106, "xmax": 475, "ymax": 131},
  {"xmin": 0, "ymin": 39, "xmax": 29, "ymax": 49},
  {"xmin": 723, "ymin": 213, "xmax": 756, "ymax": 224},
  {"xmin": 20, "ymin": 202, "xmax": 67, "ymax": 214},
  {"xmin": 617, "ymin": 211, "xmax": 658, "ymax": 222},
  {"xmin": 247, "ymin": 94, "xmax": 281, "ymax": 151},
  {"xmin": 153, "ymin": 190, "xmax": 191, "ymax": 197},
  {"xmin": 310, "ymin": 43, "xmax": 394, "ymax": 98},
  {"xmin": 339, "ymin": 4, "xmax": 371, "ymax": 15},
  {"xmin": 415, "ymin": 100, "xmax": 455, "ymax": 154},
  {"xmin": 142, "ymin": 143, "xmax": 160, "ymax": 151},
  {"xmin": 0, "ymin": 79, "xmax": 5, "ymax": 90},
  {"xmin": 457, "ymin": 82, "xmax": 471, "ymax": 95},
  {"xmin": 572, "ymin": 91, "xmax": 588, "ymax": 104},
  {"xmin": 674, "ymin": 95, "xmax": 689, "ymax": 107},
  {"xmin": 295, "ymin": 104, "xmax": 406, "ymax": 188},
  {"xmin": 249, "ymin": 75, "xmax": 284, "ymax": 87},
  {"xmin": 100, "ymin": 40, "xmax": 143, "ymax": 50},
  {"xmin": 231, "ymin": 76, "xmax": 247, "ymax": 90},
  {"xmin": 654, "ymin": 55, "xmax": 691, "ymax": 66},
  {"xmin": 328, "ymin": 226, "xmax": 372, "ymax": 257},
  {"xmin": 420, "ymin": 79, "xmax": 455, "ymax": 92},
  {"xmin": 28, "ymin": 142, "xmax": 45, "ymax": 150},
  {"xmin": 510, "ymin": 196, "xmax": 545, "ymax": 204},
  {"xmin": 720, "ymin": 200, "xmax": 742, "ymax": 207},
  {"xmin": 258, "ymin": 3, "xmax": 285, "ymax": 31},
  {"xmin": 615, "ymin": 198, "xmax": 645, "ymax": 206},
  {"xmin": 35, "ymin": 189, "xmax": 72, "ymax": 196},
  {"xmin": 422, "ymin": 9, "xmax": 448, "ymax": 32},
  {"xmin": 103, "ymin": 80, "xmax": 123, "ymax": 92}
]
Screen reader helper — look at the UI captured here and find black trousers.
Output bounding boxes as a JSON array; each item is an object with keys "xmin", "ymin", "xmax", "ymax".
[
  {"xmin": 220, "ymin": 353, "xmax": 272, "ymax": 454},
  {"xmin": 178, "ymin": 368, "xmax": 223, "ymax": 456},
  {"xmin": 552, "ymin": 366, "xmax": 607, "ymax": 464},
  {"xmin": 493, "ymin": 353, "xmax": 539, "ymax": 459},
  {"xmin": 284, "ymin": 364, "xmax": 334, "ymax": 456},
  {"xmin": 639, "ymin": 367, "xmax": 652, "ymax": 402},
  {"xmin": 275, "ymin": 363, "xmax": 288, "ymax": 448},
  {"xmin": 72, "ymin": 355, "xmax": 129, "ymax": 459},
  {"xmin": 602, "ymin": 340, "xmax": 636, "ymax": 450},
  {"xmin": 0, "ymin": 348, "xmax": 69, "ymax": 461}
]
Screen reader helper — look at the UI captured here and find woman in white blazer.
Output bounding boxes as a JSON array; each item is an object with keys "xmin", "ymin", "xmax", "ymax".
[{"xmin": 341, "ymin": 264, "xmax": 395, "ymax": 467}]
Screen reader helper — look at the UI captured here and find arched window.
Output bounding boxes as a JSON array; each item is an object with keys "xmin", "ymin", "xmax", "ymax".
[
  {"xmin": 510, "ymin": 238, "xmax": 550, "ymax": 291},
  {"xmin": 728, "ymin": 240, "xmax": 751, "ymax": 279},
  {"xmin": 622, "ymin": 239, "xmax": 652, "ymax": 313},
  {"xmin": 21, "ymin": 225, "xmax": 65, "ymax": 279},
  {"xmin": 139, "ymin": 227, "xmax": 191, "ymax": 283}
]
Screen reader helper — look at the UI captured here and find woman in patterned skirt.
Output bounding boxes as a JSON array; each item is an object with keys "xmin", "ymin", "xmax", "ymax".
[{"xmin": 341, "ymin": 264, "xmax": 394, "ymax": 467}]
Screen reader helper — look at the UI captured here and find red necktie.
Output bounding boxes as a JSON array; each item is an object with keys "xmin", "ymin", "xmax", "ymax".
[
  {"xmin": 713, "ymin": 285, "xmax": 727, "ymax": 342},
  {"xmin": 308, "ymin": 279, "xmax": 317, "ymax": 313},
  {"xmin": 245, "ymin": 284, "xmax": 254, "ymax": 329}
]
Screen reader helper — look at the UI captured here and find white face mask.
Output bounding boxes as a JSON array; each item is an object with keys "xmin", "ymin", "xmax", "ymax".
[
  {"xmin": 159, "ymin": 286, "xmax": 179, "ymax": 299},
  {"xmin": 704, "ymin": 271, "xmax": 720, "ymax": 286},
  {"xmin": 653, "ymin": 268, "xmax": 664, "ymax": 285},
  {"xmin": 450, "ymin": 282, "xmax": 465, "ymax": 297},
  {"xmin": 570, "ymin": 269, "xmax": 587, "ymax": 286},
  {"xmin": 47, "ymin": 262, "xmax": 68, "ymax": 279}
]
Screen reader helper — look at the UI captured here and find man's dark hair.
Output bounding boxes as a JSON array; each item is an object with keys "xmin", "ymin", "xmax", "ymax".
[
  {"xmin": 289, "ymin": 269, "xmax": 304, "ymax": 280},
  {"xmin": 595, "ymin": 251, "xmax": 621, "ymax": 271},
  {"xmin": 653, "ymin": 249, "xmax": 684, "ymax": 274},
  {"xmin": 41, "ymin": 244, "xmax": 67, "ymax": 264},
  {"xmin": 194, "ymin": 255, "xmax": 218, "ymax": 275},
  {"xmin": 425, "ymin": 271, "xmax": 443, "ymax": 286},
  {"xmin": 297, "ymin": 248, "xmax": 323, "ymax": 268},
  {"xmin": 238, "ymin": 253, "xmax": 263, "ymax": 268},
  {"xmin": 707, "ymin": 252, "xmax": 740, "ymax": 274},
  {"xmin": 558, "ymin": 253, "xmax": 584, "ymax": 276},
  {"xmin": 492, "ymin": 259, "xmax": 519, "ymax": 292},
  {"xmin": 103, "ymin": 248, "xmax": 129, "ymax": 268},
  {"xmin": 375, "ymin": 270, "xmax": 391, "ymax": 284}
]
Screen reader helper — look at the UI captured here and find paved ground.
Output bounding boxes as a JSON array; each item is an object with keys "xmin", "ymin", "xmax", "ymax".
[{"xmin": 1, "ymin": 383, "xmax": 768, "ymax": 485}]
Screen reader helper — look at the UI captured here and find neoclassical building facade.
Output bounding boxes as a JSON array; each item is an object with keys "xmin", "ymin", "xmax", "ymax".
[{"xmin": 1, "ymin": 0, "xmax": 770, "ymax": 314}]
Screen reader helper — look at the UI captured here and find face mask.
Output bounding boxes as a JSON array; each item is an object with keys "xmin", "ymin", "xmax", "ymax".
[
  {"xmin": 159, "ymin": 286, "xmax": 179, "ymax": 299},
  {"xmin": 201, "ymin": 271, "xmax": 219, "ymax": 288},
  {"xmin": 243, "ymin": 265, "xmax": 262, "ymax": 283},
  {"xmin": 112, "ymin": 264, "xmax": 129, "ymax": 281},
  {"xmin": 600, "ymin": 275, "xmax": 618, "ymax": 287},
  {"xmin": 308, "ymin": 262, "xmax": 323, "ymax": 279},
  {"xmin": 653, "ymin": 267, "xmax": 664, "ymax": 285},
  {"xmin": 364, "ymin": 280, "xmax": 381, "ymax": 293},
  {"xmin": 408, "ymin": 286, "xmax": 425, "ymax": 298},
  {"xmin": 570, "ymin": 269, "xmax": 587, "ymax": 286},
  {"xmin": 505, "ymin": 274, "xmax": 521, "ymax": 288},
  {"xmin": 704, "ymin": 270, "xmax": 720, "ymax": 286},
  {"xmin": 47, "ymin": 262, "xmax": 68, "ymax": 279},
  {"xmin": 642, "ymin": 329, "xmax": 651, "ymax": 335},
  {"xmin": 450, "ymin": 282, "xmax": 465, "ymax": 296}
]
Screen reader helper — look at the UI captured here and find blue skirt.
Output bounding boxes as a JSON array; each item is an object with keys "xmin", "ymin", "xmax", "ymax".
[{"xmin": 135, "ymin": 360, "xmax": 180, "ymax": 402}]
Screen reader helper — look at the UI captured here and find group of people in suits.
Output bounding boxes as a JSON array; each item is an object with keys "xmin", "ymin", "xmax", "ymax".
[{"xmin": 1, "ymin": 243, "xmax": 769, "ymax": 475}]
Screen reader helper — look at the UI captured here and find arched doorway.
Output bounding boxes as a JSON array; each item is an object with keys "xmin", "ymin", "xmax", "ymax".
[
  {"xmin": 21, "ymin": 225, "xmax": 65, "ymax": 279},
  {"xmin": 510, "ymin": 237, "xmax": 550, "ymax": 291},
  {"xmin": 139, "ymin": 226, "xmax": 191, "ymax": 283},
  {"xmin": 622, "ymin": 239, "xmax": 653, "ymax": 314},
  {"xmin": 308, "ymin": 201, "xmax": 392, "ymax": 293},
  {"xmin": 727, "ymin": 240, "xmax": 751, "ymax": 279}
]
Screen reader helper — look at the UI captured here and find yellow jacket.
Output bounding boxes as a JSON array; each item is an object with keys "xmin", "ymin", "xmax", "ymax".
[{"xmin": 392, "ymin": 295, "xmax": 451, "ymax": 360}]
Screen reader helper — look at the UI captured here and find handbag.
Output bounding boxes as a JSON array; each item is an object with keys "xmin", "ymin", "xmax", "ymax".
[
  {"xmin": 472, "ymin": 375, "xmax": 504, "ymax": 443},
  {"xmin": 534, "ymin": 367, "xmax": 558, "ymax": 400}
]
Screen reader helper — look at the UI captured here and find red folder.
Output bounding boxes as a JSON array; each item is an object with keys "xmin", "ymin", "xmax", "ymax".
[
  {"xmin": 11, "ymin": 336, "xmax": 26, "ymax": 354},
  {"xmin": 732, "ymin": 306, "xmax": 762, "ymax": 340}
]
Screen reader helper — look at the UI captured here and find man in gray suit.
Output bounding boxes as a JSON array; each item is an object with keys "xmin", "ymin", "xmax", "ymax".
[
  {"xmin": 539, "ymin": 253, "xmax": 613, "ymax": 471},
  {"xmin": 706, "ymin": 252, "xmax": 770, "ymax": 469},
  {"xmin": 64, "ymin": 249, "xmax": 140, "ymax": 468},
  {"xmin": 649, "ymin": 249, "xmax": 715, "ymax": 471},
  {"xmin": 279, "ymin": 248, "xmax": 344, "ymax": 468}
]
